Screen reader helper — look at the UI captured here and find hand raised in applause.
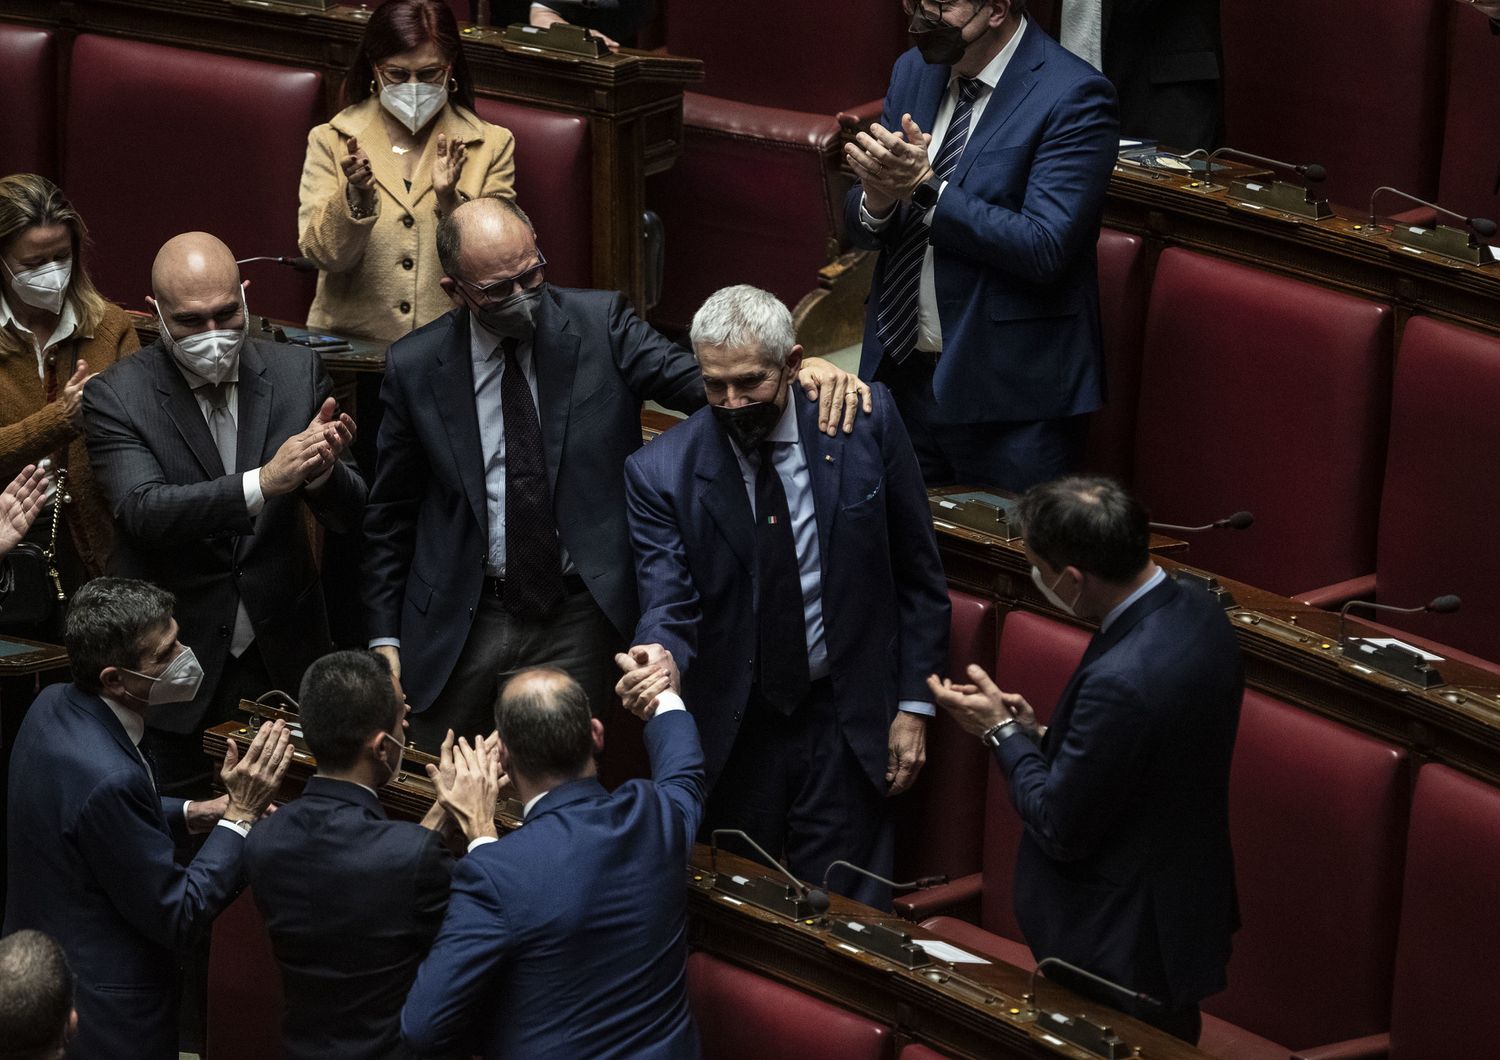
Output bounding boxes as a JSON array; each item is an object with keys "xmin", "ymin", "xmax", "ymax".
[
  {"xmin": 301, "ymin": 397, "xmax": 357, "ymax": 487},
  {"xmin": 220, "ymin": 719, "xmax": 292, "ymax": 823},
  {"xmin": 427, "ymin": 734, "xmax": 501, "ymax": 843},
  {"xmin": 926, "ymin": 665, "xmax": 1040, "ymax": 739},
  {"xmin": 60, "ymin": 360, "xmax": 97, "ymax": 428},
  {"xmin": 260, "ymin": 399, "xmax": 354, "ymax": 496},
  {"xmin": 341, "ymin": 136, "xmax": 375, "ymax": 209},
  {"xmin": 845, "ymin": 114, "xmax": 934, "ymax": 216},
  {"xmin": 0, "ymin": 464, "xmax": 48, "ymax": 558},
  {"xmin": 614, "ymin": 644, "xmax": 679, "ymax": 719},
  {"xmin": 432, "ymin": 133, "xmax": 468, "ymax": 216}
]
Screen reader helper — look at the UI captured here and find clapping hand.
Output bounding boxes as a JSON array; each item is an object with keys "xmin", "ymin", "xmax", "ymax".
[
  {"xmin": 220, "ymin": 719, "xmax": 292, "ymax": 823},
  {"xmin": 341, "ymin": 136, "xmax": 375, "ymax": 209},
  {"xmin": 845, "ymin": 114, "xmax": 935, "ymax": 215},
  {"xmin": 432, "ymin": 133, "xmax": 468, "ymax": 216},
  {"xmin": 426, "ymin": 733, "xmax": 501, "ymax": 843},
  {"xmin": 60, "ymin": 360, "xmax": 97, "ymax": 427},
  {"xmin": 0, "ymin": 464, "xmax": 48, "ymax": 558},
  {"xmin": 926, "ymin": 666, "xmax": 1040, "ymax": 739}
]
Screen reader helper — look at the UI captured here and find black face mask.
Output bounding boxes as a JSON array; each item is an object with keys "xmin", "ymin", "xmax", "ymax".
[
  {"xmin": 712, "ymin": 398, "xmax": 784, "ymax": 452},
  {"xmin": 908, "ymin": 2, "xmax": 987, "ymax": 66},
  {"xmin": 473, "ymin": 284, "xmax": 544, "ymax": 341}
]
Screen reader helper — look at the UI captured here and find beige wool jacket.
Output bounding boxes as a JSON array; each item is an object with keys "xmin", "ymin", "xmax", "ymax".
[{"xmin": 298, "ymin": 97, "xmax": 516, "ymax": 342}]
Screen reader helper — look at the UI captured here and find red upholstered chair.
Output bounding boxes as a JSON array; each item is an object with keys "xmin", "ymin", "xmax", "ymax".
[
  {"xmin": 0, "ymin": 25, "xmax": 57, "ymax": 180},
  {"xmin": 1082, "ymin": 228, "xmax": 1150, "ymax": 482},
  {"xmin": 206, "ymin": 890, "xmax": 284, "ymax": 1060},
  {"xmin": 1197, "ymin": 692, "xmax": 1408, "ymax": 1056},
  {"xmin": 1303, "ymin": 317, "xmax": 1500, "ymax": 665},
  {"xmin": 1133, "ymin": 248, "xmax": 1392, "ymax": 597},
  {"xmin": 901, "ymin": 611, "xmax": 1090, "ymax": 967},
  {"xmin": 61, "ymin": 35, "xmax": 323, "ymax": 323},
  {"xmin": 1220, "ymin": 0, "xmax": 1447, "ymax": 210},
  {"xmin": 898, "ymin": 1047, "xmax": 950, "ymax": 1060},
  {"xmin": 472, "ymin": 99, "xmax": 593, "ymax": 289},
  {"xmin": 687, "ymin": 952, "xmax": 893, "ymax": 1060},
  {"xmin": 892, "ymin": 590, "xmax": 997, "ymax": 885}
]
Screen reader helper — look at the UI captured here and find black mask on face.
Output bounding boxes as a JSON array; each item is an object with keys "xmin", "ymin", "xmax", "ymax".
[
  {"xmin": 711, "ymin": 372, "xmax": 788, "ymax": 452},
  {"xmin": 908, "ymin": 2, "xmax": 988, "ymax": 66},
  {"xmin": 473, "ymin": 283, "xmax": 544, "ymax": 340}
]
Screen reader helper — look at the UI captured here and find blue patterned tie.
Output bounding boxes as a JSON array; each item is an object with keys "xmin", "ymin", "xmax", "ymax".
[{"xmin": 875, "ymin": 77, "xmax": 983, "ymax": 366}]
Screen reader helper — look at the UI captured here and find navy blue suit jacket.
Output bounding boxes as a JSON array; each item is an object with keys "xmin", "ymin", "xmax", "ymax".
[
  {"xmin": 2, "ymin": 683, "xmax": 245, "ymax": 1059},
  {"xmin": 846, "ymin": 23, "xmax": 1119, "ymax": 425},
  {"xmin": 401, "ymin": 709, "xmax": 706, "ymax": 1059},
  {"xmin": 994, "ymin": 575, "xmax": 1242, "ymax": 1007},
  {"xmin": 625, "ymin": 386, "xmax": 950, "ymax": 791},
  {"xmin": 362, "ymin": 287, "xmax": 704, "ymax": 713},
  {"xmin": 243, "ymin": 776, "xmax": 452, "ymax": 1060}
]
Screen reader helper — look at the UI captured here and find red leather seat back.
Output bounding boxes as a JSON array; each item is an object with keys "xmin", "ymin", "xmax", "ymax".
[
  {"xmin": 1201, "ymin": 692, "xmax": 1407, "ymax": 1049},
  {"xmin": 1133, "ymin": 248, "xmax": 1392, "ymax": 596},
  {"xmin": 62, "ymin": 35, "xmax": 322, "ymax": 323},
  {"xmin": 1220, "ymin": 0, "xmax": 1446, "ymax": 209},
  {"xmin": 1436, "ymin": 7, "xmax": 1500, "ymax": 222},
  {"xmin": 647, "ymin": 94, "xmax": 850, "ymax": 331},
  {"xmin": 0, "ymin": 26, "xmax": 57, "ymax": 180},
  {"xmin": 898, "ymin": 1046, "xmax": 950, "ymax": 1060},
  {"xmin": 687, "ymin": 952, "xmax": 892, "ymax": 1060},
  {"xmin": 893, "ymin": 590, "xmax": 996, "ymax": 881},
  {"xmin": 206, "ymin": 890, "xmax": 284, "ymax": 1060},
  {"xmin": 979, "ymin": 611, "xmax": 1090, "ymax": 942},
  {"xmin": 1375, "ymin": 317, "xmax": 1500, "ymax": 662},
  {"xmin": 1083, "ymin": 228, "xmax": 1149, "ymax": 482},
  {"xmin": 473, "ymin": 98, "xmax": 592, "ymax": 289},
  {"xmin": 1389, "ymin": 764, "xmax": 1500, "ymax": 1058}
]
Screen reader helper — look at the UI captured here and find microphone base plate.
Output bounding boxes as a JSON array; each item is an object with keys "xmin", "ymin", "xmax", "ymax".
[
  {"xmin": 1343, "ymin": 637, "xmax": 1446, "ymax": 688},
  {"xmin": 828, "ymin": 918, "xmax": 932, "ymax": 969},
  {"xmin": 1229, "ymin": 177, "xmax": 1333, "ymax": 220},
  {"xmin": 1387, "ymin": 223, "xmax": 1495, "ymax": 266},
  {"xmin": 707, "ymin": 872, "xmax": 822, "ymax": 921}
]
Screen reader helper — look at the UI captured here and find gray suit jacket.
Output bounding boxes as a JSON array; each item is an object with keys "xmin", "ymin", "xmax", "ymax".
[{"xmin": 83, "ymin": 337, "xmax": 366, "ymax": 732}]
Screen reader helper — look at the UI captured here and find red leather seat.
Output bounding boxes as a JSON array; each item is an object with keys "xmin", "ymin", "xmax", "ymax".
[
  {"xmin": 62, "ymin": 35, "xmax": 323, "ymax": 322},
  {"xmin": 893, "ymin": 590, "xmax": 997, "ymax": 883},
  {"xmin": 472, "ymin": 98, "xmax": 592, "ymax": 289},
  {"xmin": 0, "ymin": 25, "xmax": 57, "ymax": 180},
  {"xmin": 206, "ymin": 890, "xmax": 284, "ymax": 1060},
  {"xmin": 1220, "ymin": 0, "xmax": 1447, "ymax": 210},
  {"xmin": 898, "ymin": 1046, "xmax": 950, "ymax": 1060},
  {"xmin": 687, "ymin": 952, "xmax": 892, "ymax": 1060},
  {"xmin": 1201, "ymin": 692, "xmax": 1408, "ymax": 1052},
  {"xmin": 1083, "ymin": 228, "xmax": 1150, "ymax": 482},
  {"xmin": 1133, "ymin": 248, "xmax": 1392, "ymax": 596}
]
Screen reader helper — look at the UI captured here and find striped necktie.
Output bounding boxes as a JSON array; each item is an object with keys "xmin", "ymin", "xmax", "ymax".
[{"xmin": 875, "ymin": 77, "xmax": 983, "ymax": 366}]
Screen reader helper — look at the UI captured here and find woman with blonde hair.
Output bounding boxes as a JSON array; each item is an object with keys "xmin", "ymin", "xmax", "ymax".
[{"xmin": 0, "ymin": 173, "xmax": 139, "ymax": 588}]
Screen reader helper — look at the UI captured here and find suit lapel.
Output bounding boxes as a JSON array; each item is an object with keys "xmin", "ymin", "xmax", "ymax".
[
  {"xmin": 153, "ymin": 347, "xmax": 226, "ymax": 479},
  {"xmin": 695, "ymin": 420, "xmax": 754, "ymax": 573},
  {"xmin": 236, "ymin": 340, "xmax": 273, "ymax": 475},
  {"xmin": 532, "ymin": 293, "xmax": 579, "ymax": 495},
  {"xmin": 953, "ymin": 23, "xmax": 1044, "ymax": 184},
  {"xmin": 71, "ymin": 686, "xmax": 147, "ymax": 772},
  {"xmin": 430, "ymin": 312, "xmax": 488, "ymax": 533},
  {"xmin": 795, "ymin": 394, "xmax": 841, "ymax": 563},
  {"xmin": 912, "ymin": 60, "xmax": 950, "ymax": 140}
]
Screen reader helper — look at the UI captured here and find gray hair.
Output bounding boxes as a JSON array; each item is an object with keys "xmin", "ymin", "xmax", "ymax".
[
  {"xmin": 64, "ymin": 578, "xmax": 176, "ymax": 695},
  {"xmin": 689, "ymin": 285, "xmax": 797, "ymax": 368},
  {"xmin": 0, "ymin": 929, "xmax": 73, "ymax": 1059}
]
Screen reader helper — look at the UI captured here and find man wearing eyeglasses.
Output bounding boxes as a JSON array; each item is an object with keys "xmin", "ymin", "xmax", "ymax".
[
  {"xmin": 845, "ymin": 0, "xmax": 1118, "ymax": 493},
  {"xmin": 362, "ymin": 197, "xmax": 871, "ymax": 749}
]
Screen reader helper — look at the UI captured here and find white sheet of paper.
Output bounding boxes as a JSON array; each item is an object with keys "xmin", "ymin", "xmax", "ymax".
[
  {"xmin": 913, "ymin": 939, "xmax": 992, "ymax": 965},
  {"xmin": 1359, "ymin": 638, "xmax": 1443, "ymax": 662}
]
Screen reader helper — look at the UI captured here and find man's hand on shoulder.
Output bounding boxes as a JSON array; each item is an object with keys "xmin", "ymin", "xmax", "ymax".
[
  {"xmin": 797, "ymin": 358, "xmax": 873, "ymax": 436},
  {"xmin": 615, "ymin": 644, "xmax": 679, "ymax": 720}
]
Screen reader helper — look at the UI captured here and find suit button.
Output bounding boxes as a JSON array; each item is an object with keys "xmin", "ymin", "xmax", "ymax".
[
  {"xmin": 399, "ymin": 301, "xmax": 411, "ymax": 313},
  {"xmin": 733, "ymin": 711, "xmax": 742, "ymax": 721},
  {"xmin": 218, "ymin": 624, "xmax": 231, "ymax": 639},
  {"xmin": 234, "ymin": 568, "xmax": 243, "ymax": 579},
  {"xmin": 402, "ymin": 215, "xmax": 414, "ymax": 228},
  {"xmin": 401, "ymin": 257, "xmax": 414, "ymax": 270}
]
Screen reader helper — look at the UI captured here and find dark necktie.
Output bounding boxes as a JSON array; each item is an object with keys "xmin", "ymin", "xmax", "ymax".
[
  {"xmin": 754, "ymin": 442, "xmax": 810, "ymax": 714},
  {"xmin": 140, "ymin": 742, "xmax": 161, "ymax": 797},
  {"xmin": 875, "ymin": 76, "xmax": 983, "ymax": 366},
  {"xmin": 500, "ymin": 339, "xmax": 564, "ymax": 619}
]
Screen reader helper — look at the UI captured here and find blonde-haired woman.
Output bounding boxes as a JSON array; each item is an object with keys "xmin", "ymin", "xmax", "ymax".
[{"xmin": 0, "ymin": 173, "xmax": 140, "ymax": 585}]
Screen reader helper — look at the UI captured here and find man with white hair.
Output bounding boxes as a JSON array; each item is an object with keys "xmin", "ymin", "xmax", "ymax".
[{"xmin": 621, "ymin": 284, "xmax": 950, "ymax": 907}]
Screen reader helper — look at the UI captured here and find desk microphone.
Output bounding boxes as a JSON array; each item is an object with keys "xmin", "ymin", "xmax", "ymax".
[
  {"xmin": 1206, "ymin": 147, "xmax": 1326, "ymax": 187},
  {"xmin": 1149, "ymin": 510, "xmax": 1254, "ymax": 533},
  {"xmin": 1337, "ymin": 594, "xmax": 1461, "ymax": 648},
  {"xmin": 1024, "ymin": 957, "xmax": 1163, "ymax": 1013},
  {"xmin": 821, "ymin": 860, "xmax": 947, "ymax": 895},
  {"xmin": 236, "ymin": 255, "xmax": 319, "ymax": 273},
  {"xmin": 710, "ymin": 830, "xmax": 830, "ymax": 915},
  {"xmin": 1367, "ymin": 188, "xmax": 1497, "ymax": 243}
]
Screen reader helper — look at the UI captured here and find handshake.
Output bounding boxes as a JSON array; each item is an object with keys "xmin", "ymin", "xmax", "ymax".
[{"xmin": 612, "ymin": 644, "xmax": 679, "ymax": 720}]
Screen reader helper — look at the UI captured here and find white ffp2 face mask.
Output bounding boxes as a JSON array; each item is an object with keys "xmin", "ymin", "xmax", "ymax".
[
  {"xmin": 121, "ymin": 646, "xmax": 206, "ymax": 707},
  {"xmin": 380, "ymin": 81, "xmax": 446, "ymax": 134},
  {"xmin": 156, "ymin": 292, "xmax": 247, "ymax": 386},
  {"xmin": 3, "ymin": 258, "xmax": 72, "ymax": 314},
  {"xmin": 1031, "ymin": 565, "xmax": 1081, "ymax": 618}
]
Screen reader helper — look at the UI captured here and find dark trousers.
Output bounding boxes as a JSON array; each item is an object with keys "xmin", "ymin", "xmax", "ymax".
[
  {"xmin": 878, "ymin": 355, "xmax": 1087, "ymax": 493},
  {"xmin": 143, "ymin": 642, "xmax": 272, "ymax": 801},
  {"xmin": 704, "ymin": 680, "xmax": 894, "ymax": 909},
  {"xmin": 408, "ymin": 581, "xmax": 622, "ymax": 752}
]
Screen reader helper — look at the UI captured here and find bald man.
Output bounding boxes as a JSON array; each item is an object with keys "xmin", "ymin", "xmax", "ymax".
[
  {"xmin": 83, "ymin": 232, "xmax": 367, "ymax": 795},
  {"xmin": 363, "ymin": 197, "xmax": 869, "ymax": 748}
]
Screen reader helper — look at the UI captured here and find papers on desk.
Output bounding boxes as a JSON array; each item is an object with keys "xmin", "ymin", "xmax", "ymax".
[{"xmin": 913, "ymin": 939, "xmax": 991, "ymax": 965}]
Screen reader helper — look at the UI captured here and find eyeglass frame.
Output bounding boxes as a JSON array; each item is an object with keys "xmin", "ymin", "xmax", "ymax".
[
  {"xmin": 455, "ymin": 249, "xmax": 548, "ymax": 304},
  {"xmin": 375, "ymin": 61, "xmax": 452, "ymax": 86}
]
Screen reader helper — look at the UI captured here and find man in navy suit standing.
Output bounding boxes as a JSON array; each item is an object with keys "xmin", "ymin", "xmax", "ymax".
[
  {"xmin": 401, "ymin": 665, "xmax": 704, "ymax": 1059},
  {"xmin": 3, "ymin": 578, "xmax": 290, "ymax": 1059},
  {"xmin": 931, "ymin": 476, "xmax": 1241, "ymax": 1043},
  {"xmin": 845, "ymin": 0, "xmax": 1119, "ymax": 491},
  {"xmin": 623, "ymin": 285, "xmax": 950, "ymax": 908}
]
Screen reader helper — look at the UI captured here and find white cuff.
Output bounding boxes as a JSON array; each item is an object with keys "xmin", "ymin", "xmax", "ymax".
[
  {"xmin": 652, "ymin": 691, "xmax": 687, "ymax": 715},
  {"xmin": 182, "ymin": 800, "xmax": 193, "ymax": 823},
  {"xmin": 243, "ymin": 469, "xmax": 265, "ymax": 517},
  {"xmin": 859, "ymin": 192, "xmax": 896, "ymax": 232},
  {"xmin": 468, "ymin": 835, "xmax": 499, "ymax": 853},
  {"xmin": 898, "ymin": 700, "xmax": 936, "ymax": 717},
  {"xmin": 368, "ymin": 637, "xmax": 401, "ymax": 650},
  {"xmin": 530, "ymin": 2, "xmax": 560, "ymax": 9},
  {"xmin": 216, "ymin": 818, "xmax": 252, "ymax": 839}
]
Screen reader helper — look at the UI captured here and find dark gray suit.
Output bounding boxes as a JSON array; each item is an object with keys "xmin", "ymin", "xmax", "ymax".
[{"xmin": 83, "ymin": 337, "xmax": 367, "ymax": 735}]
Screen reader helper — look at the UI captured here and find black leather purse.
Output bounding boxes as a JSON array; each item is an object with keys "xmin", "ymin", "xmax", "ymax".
[{"xmin": 0, "ymin": 542, "xmax": 56, "ymax": 629}]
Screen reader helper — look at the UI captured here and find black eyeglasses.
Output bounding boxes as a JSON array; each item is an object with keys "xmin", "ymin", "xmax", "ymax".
[
  {"xmin": 377, "ymin": 63, "xmax": 450, "ymax": 85},
  {"xmin": 458, "ymin": 251, "xmax": 547, "ymax": 303}
]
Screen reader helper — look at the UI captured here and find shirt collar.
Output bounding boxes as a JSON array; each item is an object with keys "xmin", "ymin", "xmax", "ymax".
[
  {"xmin": 954, "ymin": 13, "xmax": 1028, "ymax": 94},
  {"xmin": 173, "ymin": 355, "xmax": 239, "ymax": 392},
  {"xmin": 100, "ymin": 693, "xmax": 147, "ymax": 748},
  {"xmin": 1099, "ymin": 564, "xmax": 1166, "ymax": 636},
  {"xmin": 469, "ymin": 311, "xmax": 532, "ymax": 371},
  {"xmin": 0, "ymin": 294, "xmax": 80, "ymax": 377},
  {"xmin": 522, "ymin": 790, "xmax": 548, "ymax": 819}
]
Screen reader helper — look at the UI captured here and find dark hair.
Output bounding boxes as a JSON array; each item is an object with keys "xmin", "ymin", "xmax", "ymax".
[
  {"xmin": 1016, "ymin": 475, "xmax": 1149, "ymax": 583},
  {"xmin": 0, "ymin": 930, "xmax": 73, "ymax": 1060},
  {"xmin": 435, "ymin": 196, "xmax": 534, "ymax": 279},
  {"xmin": 64, "ymin": 579, "xmax": 176, "ymax": 695},
  {"xmin": 494, "ymin": 668, "xmax": 593, "ymax": 781},
  {"xmin": 297, "ymin": 651, "xmax": 402, "ymax": 772},
  {"xmin": 343, "ymin": 0, "xmax": 476, "ymax": 112}
]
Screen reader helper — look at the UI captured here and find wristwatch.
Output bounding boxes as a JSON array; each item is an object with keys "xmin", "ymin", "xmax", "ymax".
[
  {"xmin": 981, "ymin": 718, "xmax": 1020, "ymax": 748},
  {"xmin": 911, "ymin": 175, "xmax": 943, "ymax": 212}
]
